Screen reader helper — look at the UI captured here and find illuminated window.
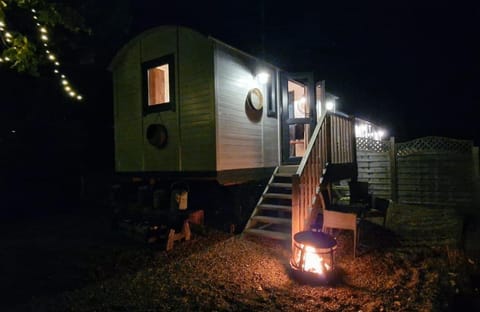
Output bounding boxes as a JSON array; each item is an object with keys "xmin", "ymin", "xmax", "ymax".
[
  {"xmin": 142, "ymin": 54, "xmax": 175, "ymax": 113},
  {"xmin": 148, "ymin": 64, "xmax": 170, "ymax": 105}
]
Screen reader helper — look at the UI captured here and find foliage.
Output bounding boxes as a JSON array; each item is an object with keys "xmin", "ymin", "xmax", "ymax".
[{"xmin": 0, "ymin": 0, "xmax": 88, "ymax": 75}]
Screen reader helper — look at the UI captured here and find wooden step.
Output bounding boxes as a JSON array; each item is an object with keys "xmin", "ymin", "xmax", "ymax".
[
  {"xmin": 258, "ymin": 204, "xmax": 292, "ymax": 212},
  {"xmin": 275, "ymin": 173, "xmax": 294, "ymax": 178},
  {"xmin": 277, "ymin": 165, "xmax": 299, "ymax": 174},
  {"xmin": 263, "ymin": 193, "xmax": 292, "ymax": 200},
  {"xmin": 252, "ymin": 216, "xmax": 292, "ymax": 225},
  {"xmin": 269, "ymin": 183, "xmax": 292, "ymax": 189},
  {"xmin": 244, "ymin": 228, "xmax": 290, "ymax": 240}
]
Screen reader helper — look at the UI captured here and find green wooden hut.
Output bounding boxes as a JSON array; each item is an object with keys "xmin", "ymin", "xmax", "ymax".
[{"xmin": 109, "ymin": 25, "xmax": 330, "ymax": 185}]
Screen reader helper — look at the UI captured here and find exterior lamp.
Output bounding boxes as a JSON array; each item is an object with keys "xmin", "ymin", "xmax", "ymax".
[
  {"xmin": 326, "ymin": 100, "xmax": 335, "ymax": 111},
  {"xmin": 256, "ymin": 72, "xmax": 270, "ymax": 84},
  {"xmin": 374, "ymin": 129, "xmax": 386, "ymax": 140}
]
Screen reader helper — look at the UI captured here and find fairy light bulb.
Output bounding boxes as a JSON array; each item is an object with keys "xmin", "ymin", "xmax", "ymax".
[{"xmin": 0, "ymin": 5, "xmax": 85, "ymax": 101}]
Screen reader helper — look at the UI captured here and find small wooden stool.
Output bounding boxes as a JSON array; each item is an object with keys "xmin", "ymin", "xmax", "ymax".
[{"xmin": 166, "ymin": 219, "xmax": 191, "ymax": 251}]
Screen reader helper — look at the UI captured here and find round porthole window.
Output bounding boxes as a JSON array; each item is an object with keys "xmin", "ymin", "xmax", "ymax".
[
  {"xmin": 247, "ymin": 88, "xmax": 264, "ymax": 111},
  {"xmin": 146, "ymin": 124, "xmax": 168, "ymax": 149}
]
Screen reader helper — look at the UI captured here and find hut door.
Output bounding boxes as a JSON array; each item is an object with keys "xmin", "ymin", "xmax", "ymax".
[{"xmin": 280, "ymin": 72, "xmax": 315, "ymax": 164}]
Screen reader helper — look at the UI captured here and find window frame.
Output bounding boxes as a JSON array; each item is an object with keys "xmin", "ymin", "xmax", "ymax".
[
  {"xmin": 142, "ymin": 54, "xmax": 175, "ymax": 114},
  {"xmin": 266, "ymin": 72, "xmax": 277, "ymax": 118}
]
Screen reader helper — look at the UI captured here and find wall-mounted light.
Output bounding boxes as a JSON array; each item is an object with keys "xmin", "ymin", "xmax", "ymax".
[
  {"xmin": 256, "ymin": 71, "xmax": 270, "ymax": 84},
  {"xmin": 326, "ymin": 100, "xmax": 335, "ymax": 111},
  {"xmin": 375, "ymin": 129, "xmax": 386, "ymax": 140}
]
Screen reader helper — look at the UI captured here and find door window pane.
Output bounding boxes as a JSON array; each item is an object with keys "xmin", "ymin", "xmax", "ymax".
[
  {"xmin": 287, "ymin": 80, "xmax": 309, "ymax": 119},
  {"xmin": 289, "ymin": 124, "xmax": 309, "ymax": 157}
]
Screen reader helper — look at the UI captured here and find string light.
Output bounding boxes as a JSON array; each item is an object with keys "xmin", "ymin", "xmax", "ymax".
[{"xmin": 0, "ymin": 4, "xmax": 83, "ymax": 101}]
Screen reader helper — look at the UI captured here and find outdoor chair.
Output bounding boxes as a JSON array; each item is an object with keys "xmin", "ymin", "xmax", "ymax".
[
  {"xmin": 319, "ymin": 187, "xmax": 360, "ymax": 258},
  {"xmin": 364, "ymin": 197, "xmax": 390, "ymax": 227},
  {"xmin": 348, "ymin": 181, "xmax": 372, "ymax": 210}
]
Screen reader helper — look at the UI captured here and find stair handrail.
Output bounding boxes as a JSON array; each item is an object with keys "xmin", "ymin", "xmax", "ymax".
[
  {"xmin": 295, "ymin": 113, "xmax": 328, "ymax": 177},
  {"xmin": 291, "ymin": 111, "xmax": 356, "ymax": 242}
]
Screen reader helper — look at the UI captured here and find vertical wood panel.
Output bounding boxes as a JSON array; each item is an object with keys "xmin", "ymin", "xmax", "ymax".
[
  {"xmin": 179, "ymin": 28, "xmax": 216, "ymax": 171},
  {"xmin": 214, "ymin": 45, "xmax": 279, "ymax": 171}
]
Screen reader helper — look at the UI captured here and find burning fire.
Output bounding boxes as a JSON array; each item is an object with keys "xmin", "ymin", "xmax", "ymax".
[{"xmin": 302, "ymin": 245, "xmax": 331, "ymax": 275}]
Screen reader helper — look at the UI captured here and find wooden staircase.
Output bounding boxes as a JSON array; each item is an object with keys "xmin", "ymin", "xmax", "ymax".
[
  {"xmin": 243, "ymin": 165, "xmax": 298, "ymax": 241},
  {"xmin": 242, "ymin": 112, "xmax": 357, "ymax": 245}
]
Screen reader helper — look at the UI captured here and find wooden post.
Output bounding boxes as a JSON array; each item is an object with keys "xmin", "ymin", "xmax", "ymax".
[
  {"xmin": 349, "ymin": 115, "xmax": 358, "ymax": 181},
  {"xmin": 389, "ymin": 136, "xmax": 397, "ymax": 202},
  {"xmin": 325, "ymin": 113, "xmax": 332, "ymax": 165},
  {"xmin": 291, "ymin": 174, "xmax": 301, "ymax": 251}
]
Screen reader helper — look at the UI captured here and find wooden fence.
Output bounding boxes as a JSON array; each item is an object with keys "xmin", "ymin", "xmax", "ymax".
[
  {"xmin": 356, "ymin": 136, "xmax": 476, "ymax": 208},
  {"xmin": 356, "ymin": 137, "xmax": 393, "ymax": 199}
]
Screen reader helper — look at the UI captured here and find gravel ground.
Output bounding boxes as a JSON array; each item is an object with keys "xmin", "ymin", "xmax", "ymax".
[{"xmin": 20, "ymin": 220, "xmax": 479, "ymax": 312}]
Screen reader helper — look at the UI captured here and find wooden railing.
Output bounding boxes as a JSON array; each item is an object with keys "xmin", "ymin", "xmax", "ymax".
[{"xmin": 291, "ymin": 112, "xmax": 356, "ymax": 239}]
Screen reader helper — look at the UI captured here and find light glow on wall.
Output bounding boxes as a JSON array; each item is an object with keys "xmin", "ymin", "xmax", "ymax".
[
  {"xmin": 256, "ymin": 72, "xmax": 270, "ymax": 84},
  {"xmin": 355, "ymin": 122, "xmax": 387, "ymax": 140}
]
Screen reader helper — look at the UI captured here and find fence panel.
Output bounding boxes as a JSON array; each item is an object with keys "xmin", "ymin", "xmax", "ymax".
[
  {"xmin": 356, "ymin": 137, "xmax": 392, "ymax": 199},
  {"xmin": 396, "ymin": 137, "xmax": 473, "ymax": 207}
]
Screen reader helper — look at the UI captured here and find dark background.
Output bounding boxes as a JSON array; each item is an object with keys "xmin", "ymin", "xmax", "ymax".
[{"xmin": 0, "ymin": 0, "xmax": 479, "ymax": 217}]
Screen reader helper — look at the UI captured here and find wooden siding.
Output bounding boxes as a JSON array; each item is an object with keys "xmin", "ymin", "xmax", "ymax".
[
  {"xmin": 178, "ymin": 28, "xmax": 215, "ymax": 171},
  {"xmin": 214, "ymin": 45, "xmax": 279, "ymax": 171},
  {"xmin": 113, "ymin": 40, "xmax": 143, "ymax": 171},
  {"xmin": 140, "ymin": 28, "xmax": 179, "ymax": 171}
]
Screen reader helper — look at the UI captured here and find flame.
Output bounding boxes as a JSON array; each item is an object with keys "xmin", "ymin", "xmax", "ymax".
[{"xmin": 302, "ymin": 246, "xmax": 330, "ymax": 275}]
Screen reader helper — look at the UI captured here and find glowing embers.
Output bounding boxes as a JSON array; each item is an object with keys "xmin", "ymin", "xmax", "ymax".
[{"xmin": 290, "ymin": 231, "xmax": 337, "ymax": 284}]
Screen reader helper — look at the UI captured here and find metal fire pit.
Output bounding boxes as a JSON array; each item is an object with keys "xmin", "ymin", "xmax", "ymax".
[{"xmin": 290, "ymin": 230, "xmax": 337, "ymax": 284}]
